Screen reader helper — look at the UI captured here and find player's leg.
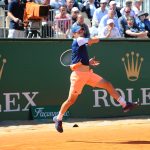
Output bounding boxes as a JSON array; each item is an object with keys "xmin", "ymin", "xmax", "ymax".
[
  {"xmin": 53, "ymin": 93, "xmax": 79, "ymax": 133},
  {"xmin": 87, "ymin": 73, "xmax": 126, "ymax": 107},
  {"xmin": 57, "ymin": 93, "xmax": 79, "ymax": 121},
  {"xmin": 57, "ymin": 71, "xmax": 87, "ymax": 120},
  {"xmin": 87, "ymin": 71, "xmax": 138, "ymax": 112},
  {"xmin": 95, "ymin": 79, "xmax": 138, "ymax": 112},
  {"xmin": 95, "ymin": 79, "xmax": 126, "ymax": 107},
  {"xmin": 53, "ymin": 71, "xmax": 88, "ymax": 133}
]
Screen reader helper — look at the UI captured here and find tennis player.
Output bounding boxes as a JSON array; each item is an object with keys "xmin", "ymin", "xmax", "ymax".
[{"xmin": 53, "ymin": 25, "xmax": 138, "ymax": 133}]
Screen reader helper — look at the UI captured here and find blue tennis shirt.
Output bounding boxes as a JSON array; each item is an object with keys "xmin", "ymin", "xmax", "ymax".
[
  {"xmin": 8, "ymin": 0, "xmax": 25, "ymax": 30},
  {"xmin": 71, "ymin": 37, "xmax": 89, "ymax": 66}
]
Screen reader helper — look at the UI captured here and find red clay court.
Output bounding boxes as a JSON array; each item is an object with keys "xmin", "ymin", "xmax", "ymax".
[{"xmin": 0, "ymin": 116, "xmax": 150, "ymax": 150}]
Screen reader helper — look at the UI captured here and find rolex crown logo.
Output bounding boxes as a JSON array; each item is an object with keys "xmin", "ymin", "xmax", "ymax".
[
  {"xmin": 0, "ymin": 54, "xmax": 7, "ymax": 80},
  {"xmin": 122, "ymin": 51, "xmax": 144, "ymax": 81}
]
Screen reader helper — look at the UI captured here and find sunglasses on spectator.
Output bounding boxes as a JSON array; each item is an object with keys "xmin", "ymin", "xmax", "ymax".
[
  {"xmin": 74, "ymin": 11, "xmax": 79, "ymax": 13},
  {"xmin": 61, "ymin": 9, "xmax": 66, "ymax": 12},
  {"xmin": 127, "ymin": 19, "xmax": 134, "ymax": 22},
  {"xmin": 101, "ymin": 3, "xmax": 107, "ymax": 5},
  {"xmin": 125, "ymin": 11, "xmax": 130, "ymax": 13}
]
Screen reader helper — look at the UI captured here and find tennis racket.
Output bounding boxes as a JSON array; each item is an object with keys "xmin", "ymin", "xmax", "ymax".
[{"xmin": 60, "ymin": 49, "xmax": 72, "ymax": 67}]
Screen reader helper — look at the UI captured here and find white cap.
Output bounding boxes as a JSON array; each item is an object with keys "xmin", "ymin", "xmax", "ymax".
[
  {"xmin": 126, "ymin": 0, "xmax": 132, "ymax": 2},
  {"xmin": 71, "ymin": 7, "xmax": 79, "ymax": 12},
  {"xmin": 107, "ymin": 19, "xmax": 114, "ymax": 24},
  {"xmin": 100, "ymin": 0, "xmax": 108, "ymax": 3},
  {"xmin": 134, "ymin": 0, "xmax": 143, "ymax": 2},
  {"xmin": 109, "ymin": 1, "xmax": 116, "ymax": 5}
]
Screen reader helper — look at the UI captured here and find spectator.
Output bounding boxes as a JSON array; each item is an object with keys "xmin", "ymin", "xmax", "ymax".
[
  {"xmin": 72, "ymin": 13, "xmax": 90, "ymax": 38},
  {"xmin": 82, "ymin": 0, "xmax": 100, "ymax": 23},
  {"xmin": 89, "ymin": 26, "xmax": 99, "ymax": 37},
  {"xmin": 132, "ymin": 0, "xmax": 143, "ymax": 16},
  {"xmin": 66, "ymin": 0, "xmax": 80, "ymax": 14},
  {"xmin": 92, "ymin": 0, "xmax": 108, "ymax": 28},
  {"xmin": 98, "ymin": 9, "xmax": 120, "ymax": 31},
  {"xmin": 120, "ymin": 0, "xmax": 135, "ymax": 17},
  {"xmin": 55, "ymin": 5, "xmax": 71, "ymax": 21},
  {"xmin": 72, "ymin": 0, "xmax": 80, "ymax": 9},
  {"xmin": 66, "ymin": 0, "xmax": 74, "ymax": 14},
  {"xmin": 4, "ymin": 0, "xmax": 9, "ymax": 10},
  {"xmin": 7, "ymin": 0, "xmax": 25, "ymax": 38},
  {"xmin": 50, "ymin": 0, "xmax": 63, "ymax": 14},
  {"xmin": 109, "ymin": 0, "xmax": 122, "ymax": 18},
  {"xmin": 118, "ymin": 6, "xmax": 133, "ymax": 36},
  {"xmin": 54, "ymin": 5, "xmax": 72, "ymax": 38},
  {"xmin": 71, "ymin": 7, "xmax": 80, "ymax": 24},
  {"xmin": 124, "ymin": 16, "xmax": 148, "ymax": 38},
  {"xmin": 98, "ymin": 18, "xmax": 121, "ymax": 38},
  {"xmin": 136, "ymin": 11, "xmax": 150, "ymax": 37}
]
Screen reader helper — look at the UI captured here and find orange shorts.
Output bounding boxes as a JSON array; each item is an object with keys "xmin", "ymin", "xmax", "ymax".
[{"xmin": 69, "ymin": 67, "xmax": 103, "ymax": 95}]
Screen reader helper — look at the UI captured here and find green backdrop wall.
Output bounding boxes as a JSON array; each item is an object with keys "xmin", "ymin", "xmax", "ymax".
[{"xmin": 0, "ymin": 39, "xmax": 150, "ymax": 120}]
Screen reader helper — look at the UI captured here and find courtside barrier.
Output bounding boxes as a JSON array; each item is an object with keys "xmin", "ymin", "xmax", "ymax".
[{"xmin": 0, "ymin": 39, "xmax": 150, "ymax": 120}]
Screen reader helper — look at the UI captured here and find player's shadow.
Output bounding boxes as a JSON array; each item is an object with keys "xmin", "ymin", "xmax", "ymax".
[
  {"xmin": 68, "ymin": 140, "xmax": 150, "ymax": 144},
  {"xmin": 119, "ymin": 141, "xmax": 150, "ymax": 144}
]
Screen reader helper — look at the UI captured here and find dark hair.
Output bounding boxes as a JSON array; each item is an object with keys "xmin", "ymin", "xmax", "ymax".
[{"xmin": 59, "ymin": 5, "xmax": 67, "ymax": 10}]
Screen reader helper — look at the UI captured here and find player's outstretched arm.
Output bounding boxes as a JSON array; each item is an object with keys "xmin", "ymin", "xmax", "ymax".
[{"xmin": 88, "ymin": 37, "xmax": 99, "ymax": 46}]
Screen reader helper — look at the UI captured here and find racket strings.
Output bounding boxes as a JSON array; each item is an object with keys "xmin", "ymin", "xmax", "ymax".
[{"xmin": 60, "ymin": 49, "xmax": 72, "ymax": 66}]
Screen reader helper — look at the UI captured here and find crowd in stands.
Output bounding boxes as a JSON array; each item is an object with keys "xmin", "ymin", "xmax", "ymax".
[{"xmin": 5, "ymin": 0, "xmax": 150, "ymax": 38}]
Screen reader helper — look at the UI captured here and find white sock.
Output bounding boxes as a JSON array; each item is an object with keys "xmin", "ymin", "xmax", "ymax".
[
  {"xmin": 117, "ymin": 96, "xmax": 127, "ymax": 108},
  {"xmin": 57, "ymin": 112, "xmax": 63, "ymax": 121}
]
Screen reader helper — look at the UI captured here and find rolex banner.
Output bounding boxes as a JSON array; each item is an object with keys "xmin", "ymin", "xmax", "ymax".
[{"xmin": 0, "ymin": 39, "xmax": 150, "ymax": 121}]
